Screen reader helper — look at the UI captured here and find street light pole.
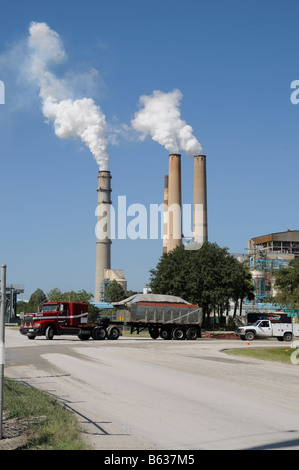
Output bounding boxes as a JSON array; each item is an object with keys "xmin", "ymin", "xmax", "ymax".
[{"xmin": 0, "ymin": 264, "xmax": 7, "ymax": 439}]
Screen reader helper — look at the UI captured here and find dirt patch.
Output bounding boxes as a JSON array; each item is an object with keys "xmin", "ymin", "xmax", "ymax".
[
  {"xmin": 202, "ymin": 332, "xmax": 238, "ymax": 339},
  {"xmin": 0, "ymin": 413, "xmax": 29, "ymax": 450}
]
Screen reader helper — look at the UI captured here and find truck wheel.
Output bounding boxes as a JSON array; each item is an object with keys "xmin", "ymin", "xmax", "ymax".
[
  {"xmin": 245, "ymin": 331, "xmax": 255, "ymax": 341},
  {"xmin": 186, "ymin": 327, "xmax": 198, "ymax": 340},
  {"xmin": 284, "ymin": 332, "xmax": 293, "ymax": 342},
  {"xmin": 78, "ymin": 333, "xmax": 90, "ymax": 341},
  {"xmin": 46, "ymin": 326, "xmax": 55, "ymax": 340},
  {"xmin": 160, "ymin": 328, "xmax": 172, "ymax": 340},
  {"xmin": 107, "ymin": 326, "xmax": 120, "ymax": 340},
  {"xmin": 172, "ymin": 327, "xmax": 186, "ymax": 340},
  {"xmin": 27, "ymin": 335, "xmax": 36, "ymax": 340},
  {"xmin": 149, "ymin": 327, "xmax": 159, "ymax": 339},
  {"xmin": 92, "ymin": 327, "xmax": 106, "ymax": 340}
]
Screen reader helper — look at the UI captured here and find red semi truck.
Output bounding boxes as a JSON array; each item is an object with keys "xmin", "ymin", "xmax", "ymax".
[{"xmin": 20, "ymin": 301, "xmax": 202, "ymax": 341}]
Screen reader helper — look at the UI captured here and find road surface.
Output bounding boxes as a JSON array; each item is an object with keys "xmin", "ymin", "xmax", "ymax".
[{"xmin": 4, "ymin": 328, "xmax": 299, "ymax": 450}]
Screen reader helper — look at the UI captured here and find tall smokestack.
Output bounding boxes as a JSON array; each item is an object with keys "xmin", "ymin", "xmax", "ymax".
[
  {"xmin": 163, "ymin": 175, "xmax": 169, "ymax": 254},
  {"xmin": 94, "ymin": 171, "xmax": 112, "ymax": 303},
  {"xmin": 193, "ymin": 155, "xmax": 208, "ymax": 244},
  {"xmin": 167, "ymin": 154, "xmax": 182, "ymax": 252}
]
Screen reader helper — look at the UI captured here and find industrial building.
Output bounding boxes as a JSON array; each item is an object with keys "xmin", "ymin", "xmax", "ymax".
[
  {"xmin": 246, "ymin": 230, "xmax": 299, "ymax": 307},
  {"xmin": 248, "ymin": 230, "xmax": 299, "ymax": 258},
  {"xmin": 0, "ymin": 282, "xmax": 24, "ymax": 323}
]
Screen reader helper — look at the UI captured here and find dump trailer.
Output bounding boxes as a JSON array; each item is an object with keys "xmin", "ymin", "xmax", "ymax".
[{"xmin": 20, "ymin": 302, "xmax": 201, "ymax": 341}]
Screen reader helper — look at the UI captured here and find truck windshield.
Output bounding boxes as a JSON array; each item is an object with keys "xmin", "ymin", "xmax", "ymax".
[
  {"xmin": 252, "ymin": 321, "xmax": 261, "ymax": 326},
  {"xmin": 42, "ymin": 305, "xmax": 58, "ymax": 312}
]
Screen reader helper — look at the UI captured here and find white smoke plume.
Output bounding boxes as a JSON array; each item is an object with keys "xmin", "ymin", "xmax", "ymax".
[
  {"xmin": 131, "ymin": 89, "xmax": 203, "ymax": 156},
  {"xmin": 28, "ymin": 22, "xmax": 109, "ymax": 170}
]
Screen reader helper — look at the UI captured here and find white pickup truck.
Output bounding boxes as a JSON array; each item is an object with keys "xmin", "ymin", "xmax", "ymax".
[{"xmin": 235, "ymin": 320, "xmax": 299, "ymax": 342}]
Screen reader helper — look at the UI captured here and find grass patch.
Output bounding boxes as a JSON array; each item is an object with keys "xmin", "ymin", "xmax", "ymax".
[
  {"xmin": 3, "ymin": 378, "xmax": 91, "ymax": 450},
  {"xmin": 226, "ymin": 347, "xmax": 298, "ymax": 364},
  {"xmin": 122, "ymin": 327, "xmax": 151, "ymax": 337}
]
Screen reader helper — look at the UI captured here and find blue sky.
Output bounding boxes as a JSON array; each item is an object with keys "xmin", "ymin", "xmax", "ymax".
[{"xmin": 0, "ymin": 0, "xmax": 299, "ymax": 300}]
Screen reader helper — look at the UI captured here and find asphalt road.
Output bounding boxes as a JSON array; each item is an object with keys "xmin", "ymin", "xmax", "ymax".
[{"xmin": 4, "ymin": 328, "xmax": 299, "ymax": 450}]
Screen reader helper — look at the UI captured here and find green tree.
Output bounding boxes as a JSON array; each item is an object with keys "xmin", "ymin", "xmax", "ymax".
[
  {"xmin": 227, "ymin": 257, "xmax": 255, "ymax": 316},
  {"xmin": 150, "ymin": 242, "xmax": 254, "ymax": 326},
  {"xmin": 61, "ymin": 290, "xmax": 93, "ymax": 303},
  {"xmin": 126, "ymin": 290, "xmax": 135, "ymax": 298},
  {"xmin": 47, "ymin": 288, "xmax": 63, "ymax": 302},
  {"xmin": 106, "ymin": 280, "xmax": 126, "ymax": 303},
  {"xmin": 47, "ymin": 288, "xmax": 93, "ymax": 303},
  {"xmin": 27, "ymin": 288, "xmax": 47, "ymax": 313},
  {"xmin": 16, "ymin": 300, "xmax": 29, "ymax": 315},
  {"xmin": 273, "ymin": 258, "xmax": 299, "ymax": 308},
  {"xmin": 87, "ymin": 303, "xmax": 101, "ymax": 322}
]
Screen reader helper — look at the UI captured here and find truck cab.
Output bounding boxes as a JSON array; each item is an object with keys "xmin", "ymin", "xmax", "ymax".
[
  {"xmin": 235, "ymin": 320, "xmax": 271, "ymax": 341},
  {"xmin": 253, "ymin": 320, "xmax": 272, "ymax": 337},
  {"xmin": 20, "ymin": 302, "xmax": 89, "ymax": 339}
]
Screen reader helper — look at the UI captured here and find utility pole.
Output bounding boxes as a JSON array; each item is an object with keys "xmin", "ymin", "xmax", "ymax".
[{"xmin": 0, "ymin": 264, "xmax": 7, "ymax": 439}]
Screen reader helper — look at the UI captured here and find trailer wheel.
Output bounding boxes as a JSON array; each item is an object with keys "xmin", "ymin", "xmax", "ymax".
[
  {"xmin": 160, "ymin": 328, "xmax": 172, "ymax": 340},
  {"xmin": 186, "ymin": 327, "xmax": 198, "ymax": 340},
  {"xmin": 92, "ymin": 327, "xmax": 106, "ymax": 340},
  {"xmin": 245, "ymin": 331, "xmax": 255, "ymax": 341},
  {"xmin": 149, "ymin": 327, "xmax": 159, "ymax": 339},
  {"xmin": 107, "ymin": 326, "xmax": 120, "ymax": 340},
  {"xmin": 284, "ymin": 332, "xmax": 293, "ymax": 342},
  {"xmin": 46, "ymin": 326, "xmax": 55, "ymax": 340},
  {"xmin": 172, "ymin": 327, "xmax": 186, "ymax": 340}
]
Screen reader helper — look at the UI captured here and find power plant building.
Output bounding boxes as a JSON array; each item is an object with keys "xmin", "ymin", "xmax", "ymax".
[
  {"xmin": 248, "ymin": 230, "xmax": 299, "ymax": 257},
  {"xmin": 248, "ymin": 230, "xmax": 299, "ymax": 301}
]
